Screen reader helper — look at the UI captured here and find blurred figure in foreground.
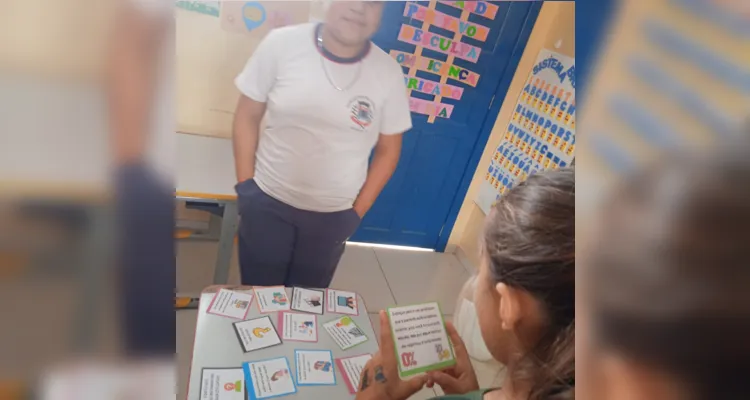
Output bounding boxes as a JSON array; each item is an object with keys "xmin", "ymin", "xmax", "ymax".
[
  {"xmin": 37, "ymin": 0, "xmax": 175, "ymax": 398},
  {"xmin": 109, "ymin": 0, "xmax": 175, "ymax": 359},
  {"xmin": 580, "ymin": 137, "xmax": 750, "ymax": 400}
]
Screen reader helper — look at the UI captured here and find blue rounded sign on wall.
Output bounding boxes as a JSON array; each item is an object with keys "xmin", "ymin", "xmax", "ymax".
[{"xmin": 242, "ymin": 2, "xmax": 267, "ymax": 31}]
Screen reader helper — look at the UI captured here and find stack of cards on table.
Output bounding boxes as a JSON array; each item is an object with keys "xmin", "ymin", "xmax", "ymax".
[{"xmin": 200, "ymin": 287, "xmax": 385, "ymax": 399}]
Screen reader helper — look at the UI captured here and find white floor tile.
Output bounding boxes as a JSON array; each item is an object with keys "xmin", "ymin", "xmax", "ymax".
[
  {"xmin": 332, "ymin": 245, "xmax": 396, "ymax": 312},
  {"xmin": 375, "ymin": 249, "xmax": 470, "ymax": 314}
]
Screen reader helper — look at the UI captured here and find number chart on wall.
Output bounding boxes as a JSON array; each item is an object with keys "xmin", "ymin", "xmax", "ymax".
[
  {"xmin": 390, "ymin": 1, "xmax": 500, "ymax": 123},
  {"xmin": 475, "ymin": 49, "xmax": 576, "ymax": 214}
]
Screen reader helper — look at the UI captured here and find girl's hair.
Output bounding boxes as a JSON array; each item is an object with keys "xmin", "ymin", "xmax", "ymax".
[
  {"xmin": 589, "ymin": 142, "xmax": 750, "ymax": 399},
  {"xmin": 483, "ymin": 167, "xmax": 575, "ymax": 400}
]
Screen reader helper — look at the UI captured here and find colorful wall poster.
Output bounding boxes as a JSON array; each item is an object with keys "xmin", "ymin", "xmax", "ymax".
[
  {"xmin": 394, "ymin": 1, "xmax": 500, "ymax": 123},
  {"xmin": 409, "ymin": 98, "xmax": 455, "ymax": 118},
  {"xmin": 391, "ymin": 51, "xmax": 482, "ymax": 87},
  {"xmin": 404, "ymin": 3, "xmax": 491, "ymax": 42},
  {"xmin": 475, "ymin": 49, "xmax": 576, "ymax": 215},
  {"xmin": 398, "ymin": 24, "xmax": 482, "ymax": 63},
  {"xmin": 404, "ymin": 76, "xmax": 464, "ymax": 100},
  {"xmin": 176, "ymin": 1, "xmax": 220, "ymax": 17},
  {"xmin": 439, "ymin": 1, "xmax": 500, "ymax": 19}
]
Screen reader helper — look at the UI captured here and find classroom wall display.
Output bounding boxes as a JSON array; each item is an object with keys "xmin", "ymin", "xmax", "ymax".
[
  {"xmin": 475, "ymin": 49, "xmax": 576, "ymax": 214},
  {"xmin": 221, "ymin": 1, "xmax": 310, "ymax": 38},
  {"xmin": 440, "ymin": 1, "xmax": 500, "ymax": 20},
  {"xmin": 176, "ymin": 1, "xmax": 220, "ymax": 17},
  {"xmin": 394, "ymin": 1, "xmax": 499, "ymax": 123},
  {"xmin": 176, "ymin": 1, "xmax": 311, "ymax": 138}
]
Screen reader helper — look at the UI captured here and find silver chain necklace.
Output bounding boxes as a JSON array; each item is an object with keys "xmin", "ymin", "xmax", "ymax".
[{"xmin": 317, "ymin": 28, "xmax": 363, "ymax": 92}]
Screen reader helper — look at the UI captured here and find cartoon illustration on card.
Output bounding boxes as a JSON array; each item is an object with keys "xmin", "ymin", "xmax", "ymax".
[
  {"xmin": 206, "ymin": 289, "xmax": 254, "ymax": 320},
  {"xmin": 295, "ymin": 350, "xmax": 336, "ymax": 386},
  {"xmin": 272, "ymin": 291, "xmax": 288, "ymax": 305},
  {"xmin": 199, "ymin": 368, "xmax": 245, "ymax": 400},
  {"xmin": 279, "ymin": 312, "xmax": 318, "ymax": 342},
  {"xmin": 243, "ymin": 357, "xmax": 297, "ymax": 399},
  {"xmin": 291, "ymin": 287, "xmax": 325, "ymax": 314},
  {"xmin": 326, "ymin": 289, "xmax": 359, "ymax": 315},
  {"xmin": 232, "ymin": 315, "xmax": 281, "ymax": 353},
  {"xmin": 254, "ymin": 286, "xmax": 291, "ymax": 313},
  {"xmin": 387, "ymin": 302, "xmax": 456, "ymax": 378},
  {"xmin": 270, "ymin": 368, "xmax": 289, "ymax": 381},
  {"xmin": 323, "ymin": 316, "xmax": 368, "ymax": 350}
]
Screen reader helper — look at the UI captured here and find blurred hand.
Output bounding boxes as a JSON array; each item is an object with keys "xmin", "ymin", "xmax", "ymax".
[
  {"xmin": 355, "ymin": 311, "xmax": 428, "ymax": 400},
  {"xmin": 426, "ymin": 322, "xmax": 480, "ymax": 395}
]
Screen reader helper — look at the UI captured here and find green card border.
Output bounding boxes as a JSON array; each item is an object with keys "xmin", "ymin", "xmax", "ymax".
[{"xmin": 386, "ymin": 302, "xmax": 457, "ymax": 378}]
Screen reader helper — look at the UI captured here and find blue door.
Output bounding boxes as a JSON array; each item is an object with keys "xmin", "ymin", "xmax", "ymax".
[{"xmin": 351, "ymin": 1, "xmax": 541, "ymax": 250}]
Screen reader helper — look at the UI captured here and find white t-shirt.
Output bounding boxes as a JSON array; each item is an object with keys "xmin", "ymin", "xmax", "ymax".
[{"xmin": 235, "ymin": 23, "xmax": 412, "ymax": 212}]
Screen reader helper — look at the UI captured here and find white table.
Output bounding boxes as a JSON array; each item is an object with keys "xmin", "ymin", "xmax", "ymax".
[{"xmin": 186, "ymin": 285, "xmax": 379, "ymax": 400}]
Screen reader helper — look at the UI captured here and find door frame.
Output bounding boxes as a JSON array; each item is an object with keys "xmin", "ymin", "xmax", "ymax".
[{"xmin": 434, "ymin": 1, "xmax": 542, "ymax": 252}]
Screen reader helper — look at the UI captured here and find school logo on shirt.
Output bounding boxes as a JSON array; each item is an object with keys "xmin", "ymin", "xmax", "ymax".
[{"xmin": 348, "ymin": 96, "xmax": 375, "ymax": 131}]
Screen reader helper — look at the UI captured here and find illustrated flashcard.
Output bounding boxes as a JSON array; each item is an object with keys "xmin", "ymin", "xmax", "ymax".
[
  {"xmin": 243, "ymin": 357, "xmax": 297, "ymax": 399},
  {"xmin": 336, "ymin": 354, "xmax": 373, "ymax": 394},
  {"xmin": 326, "ymin": 289, "xmax": 359, "ymax": 315},
  {"xmin": 278, "ymin": 312, "xmax": 318, "ymax": 342},
  {"xmin": 254, "ymin": 286, "xmax": 291, "ymax": 313},
  {"xmin": 387, "ymin": 302, "xmax": 456, "ymax": 378},
  {"xmin": 206, "ymin": 289, "xmax": 254, "ymax": 320},
  {"xmin": 295, "ymin": 350, "xmax": 336, "ymax": 386},
  {"xmin": 323, "ymin": 316, "xmax": 368, "ymax": 350},
  {"xmin": 291, "ymin": 287, "xmax": 325, "ymax": 315},
  {"xmin": 199, "ymin": 368, "xmax": 245, "ymax": 400},
  {"xmin": 232, "ymin": 315, "xmax": 282, "ymax": 353}
]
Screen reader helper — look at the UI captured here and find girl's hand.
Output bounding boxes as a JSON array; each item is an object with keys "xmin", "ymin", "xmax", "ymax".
[
  {"xmin": 426, "ymin": 322, "xmax": 480, "ymax": 395},
  {"xmin": 355, "ymin": 311, "xmax": 428, "ymax": 400}
]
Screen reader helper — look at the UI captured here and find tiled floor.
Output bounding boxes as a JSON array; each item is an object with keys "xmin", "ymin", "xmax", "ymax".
[{"xmin": 177, "ymin": 242, "xmax": 504, "ymax": 399}]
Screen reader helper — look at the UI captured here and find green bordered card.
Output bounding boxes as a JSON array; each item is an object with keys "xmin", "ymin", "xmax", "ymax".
[{"xmin": 386, "ymin": 302, "xmax": 456, "ymax": 378}]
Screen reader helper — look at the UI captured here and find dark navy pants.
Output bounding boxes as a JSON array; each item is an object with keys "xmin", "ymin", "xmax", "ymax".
[
  {"xmin": 235, "ymin": 179, "xmax": 361, "ymax": 288},
  {"xmin": 115, "ymin": 163, "xmax": 175, "ymax": 356}
]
